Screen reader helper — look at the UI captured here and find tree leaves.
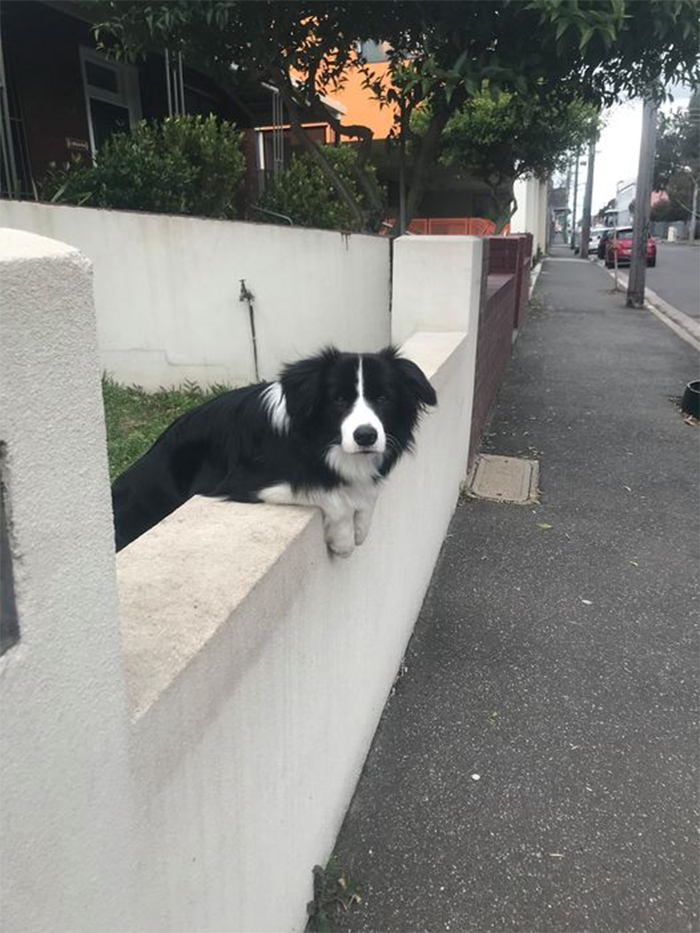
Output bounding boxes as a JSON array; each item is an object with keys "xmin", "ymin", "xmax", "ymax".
[{"xmin": 89, "ymin": 0, "xmax": 700, "ymax": 231}]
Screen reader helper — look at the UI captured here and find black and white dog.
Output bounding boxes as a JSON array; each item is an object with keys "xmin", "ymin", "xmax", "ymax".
[{"xmin": 112, "ymin": 346, "xmax": 436, "ymax": 556}]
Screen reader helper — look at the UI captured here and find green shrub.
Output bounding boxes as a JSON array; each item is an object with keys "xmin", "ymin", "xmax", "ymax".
[
  {"xmin": 257, "ymin": 144, "xmax": 384, "ymax": 231},
  {"xmin": 40, "ymin": 115, "xmax": 245, "ymax": 219}
]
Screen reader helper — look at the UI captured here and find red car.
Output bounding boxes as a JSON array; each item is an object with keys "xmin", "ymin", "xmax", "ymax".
[{"xmin": 605, "ymin": 226, "xmax": 657, "ymax": 268}]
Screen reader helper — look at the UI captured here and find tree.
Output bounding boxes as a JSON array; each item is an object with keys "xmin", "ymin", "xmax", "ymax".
[
  {"xmin": 89, "ymin": 1, "xmax": 389, "ymax": 230},
  {"xmin": 654, "ymin": 100, "xmax": 699, "ymax": 189},
  {"xmin": 417, "ymin": 89, "xmax": 599, "ymax": 232},
  {"xmin": 91, "ymin": 1, "xmax": 700, "ymax": 231},
  {"xmin": 366, "ymin": 0, "xmax": 699, "ymax": 226},
  {"xmin": 653, "ymin": 99, "xmax": 699, "ymax": 221}
]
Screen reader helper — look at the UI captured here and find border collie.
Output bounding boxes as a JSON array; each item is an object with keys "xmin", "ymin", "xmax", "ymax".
[{"xmin": 112, "ymin": 346, "xmax": 436, "ymax": 557}]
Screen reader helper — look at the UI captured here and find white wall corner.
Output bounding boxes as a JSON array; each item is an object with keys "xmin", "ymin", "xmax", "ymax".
[{"xmin": 390, "ymin": 235, "xmax": 484, "ymax": 348}]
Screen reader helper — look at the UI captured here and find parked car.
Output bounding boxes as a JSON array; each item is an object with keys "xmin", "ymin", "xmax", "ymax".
[
  {"xmin": 597, "ymin": 228, "xmax": 614, "ymax": 260},
  {"xmin": 588, "ymin": 225, "xmax": 608, "ymax": 254},
  {"xmin": 604, "ymin": 227, "xmax": 657, "ymax": 268}
]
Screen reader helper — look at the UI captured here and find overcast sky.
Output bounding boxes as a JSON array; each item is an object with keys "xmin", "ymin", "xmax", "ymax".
[{"xmin": 573, "ymin": 91, "xmax": 692, "ymax": 220}]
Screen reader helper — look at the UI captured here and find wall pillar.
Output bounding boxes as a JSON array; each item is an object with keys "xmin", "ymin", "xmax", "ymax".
[{"xmin": 0, "ymin": 229, "xmax": 135, "ymax": 932}]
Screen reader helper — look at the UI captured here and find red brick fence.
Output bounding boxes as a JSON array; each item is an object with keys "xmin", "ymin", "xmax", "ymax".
[{"xmin": 469, "ymin": 233, "xmax": 534, "ymax": 460}]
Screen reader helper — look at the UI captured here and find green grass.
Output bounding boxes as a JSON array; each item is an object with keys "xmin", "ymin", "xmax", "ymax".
[{"xmin": 102, "ymin": 377, "xmax": 231, "ymax": 481}]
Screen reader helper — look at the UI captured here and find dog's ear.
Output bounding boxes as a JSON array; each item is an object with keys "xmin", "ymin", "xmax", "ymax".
[
  {"xmin": 381, "ymin": 346, "xmax": 437, "ymax": 408},
  {"xmin": 280, "ymin": 347, "xmax": 339, "ymax": 424}
]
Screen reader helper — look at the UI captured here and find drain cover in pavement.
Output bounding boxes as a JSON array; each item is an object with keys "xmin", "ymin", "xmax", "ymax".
[{"xmin": 467, "ymin": 454, "xmax": 540, "ymax": 505}]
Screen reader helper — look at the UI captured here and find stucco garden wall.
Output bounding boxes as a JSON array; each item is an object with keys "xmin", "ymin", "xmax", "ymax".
[
  {"xmin": 0, "ymin": 229, "xmax": 483, "ymax": 932},
  {"xmin": 0, "ymin": 202, "xmax": 391, "ymax": 388}
]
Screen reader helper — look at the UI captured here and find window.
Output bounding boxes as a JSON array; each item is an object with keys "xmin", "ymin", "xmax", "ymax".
[
  {"xmin": 358, "ymin": 40, "xmax": 390, "ymax": 63},
  {"xmin": 257, "ymin": 125, "xmax": 328, "ymax": 174},
  {"xmin": 80, "ymin": 48, "xmax": 141, "ymax": 155}
]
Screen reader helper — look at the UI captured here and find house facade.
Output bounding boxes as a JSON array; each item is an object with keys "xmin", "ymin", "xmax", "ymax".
[{"xmin": 0, "ymin": 1, "xmax": 276, "ymax": 201}]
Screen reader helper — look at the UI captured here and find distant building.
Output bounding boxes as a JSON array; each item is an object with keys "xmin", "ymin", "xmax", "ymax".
[{"xmin": 615, "ymin": 179, "xmax": 636, "ymax": 227}]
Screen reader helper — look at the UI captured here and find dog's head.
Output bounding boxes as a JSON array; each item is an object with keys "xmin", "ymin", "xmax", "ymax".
[{"xmin": 277, "ymin": 346, "xmax": 436, "ymax": 478}]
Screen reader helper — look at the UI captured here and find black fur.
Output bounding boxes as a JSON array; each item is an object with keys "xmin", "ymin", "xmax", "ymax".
[{"xmin": 111, "ymin": 346, "xmax": 436, "ymax": 551}]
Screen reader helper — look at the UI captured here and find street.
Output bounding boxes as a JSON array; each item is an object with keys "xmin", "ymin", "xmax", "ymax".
[{"xmin": 641, "ymin": 242, "xmax": 699, "ymax": 320}]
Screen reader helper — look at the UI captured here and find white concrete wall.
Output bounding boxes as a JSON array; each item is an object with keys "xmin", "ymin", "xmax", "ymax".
[
  {"xmin": 0, "ymin": 202, "xmax": 391, "ymax": 388},
  {"xmin": 0, "ymin": 230, "xmax": 483, "ymax": 933},
  {"xmin": 391, "ymin": 235, "xmax": 484, "ymax": 346},
  {"xmin": 116, "ymin": 236, "xmax": 482, "ymax": 932},
  {"xmin": 537, "ymin": 180, "xmax": 549, "ymax": 255},
  {"xmin": 0, "ymin": 231, "xmax": 135, "ymax": 932},
  {"xmin": 512, "ymin": 176, "xmax": 547, "ymax": 255}
]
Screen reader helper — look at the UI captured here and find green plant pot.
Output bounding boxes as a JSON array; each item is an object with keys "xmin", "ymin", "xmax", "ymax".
[{"xmin": 681, "ymin": 380, "xmax": 699, "ymax": 419}]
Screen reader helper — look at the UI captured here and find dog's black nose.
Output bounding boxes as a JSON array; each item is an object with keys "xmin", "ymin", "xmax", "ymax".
[{"xmin": 354, "ymin": 425, "xmax": 378, "ymax": 447}]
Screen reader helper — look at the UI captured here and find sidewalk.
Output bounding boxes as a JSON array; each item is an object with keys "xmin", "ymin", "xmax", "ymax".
[{"xmin": 334, "ymin": 248, "xmax": 699, "ymax": 932}]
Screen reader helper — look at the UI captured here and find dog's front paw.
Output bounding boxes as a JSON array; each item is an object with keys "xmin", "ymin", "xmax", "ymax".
[
  {"xmin": 324, "ymin": 515, "xmax": 356, "ymax": 558},
  {"xmin": 328, "ymin": 541, "xmax": 354, "ymax": 558}
]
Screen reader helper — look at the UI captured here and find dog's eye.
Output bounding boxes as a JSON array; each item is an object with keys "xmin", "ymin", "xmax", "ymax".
[
  {"xmin": 374, "ymin": 395, "xmax": 387, "ymax": 404},
  {"xmin": 333, "ymin": 394, "xmax": 349, "ymax": 406}
]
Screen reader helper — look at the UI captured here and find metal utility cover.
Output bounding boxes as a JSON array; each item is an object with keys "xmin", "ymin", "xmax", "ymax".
[{"xmin": 468, "ymin": 454, "xmax": 540, "ymax": 505}]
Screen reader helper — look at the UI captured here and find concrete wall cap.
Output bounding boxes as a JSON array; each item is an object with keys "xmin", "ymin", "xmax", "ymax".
[{"xmin": 0, "ymin": 226, "xmax": 88, "ymax": 266}]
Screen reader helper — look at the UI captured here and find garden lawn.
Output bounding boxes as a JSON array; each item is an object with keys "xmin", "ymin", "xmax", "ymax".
[{"xmin": 102, "ymin": 377, "xmax": 231, "ymax": 481}]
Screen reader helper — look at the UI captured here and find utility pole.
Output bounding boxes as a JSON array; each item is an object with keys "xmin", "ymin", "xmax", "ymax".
[
  {"xmin": 690, "ymin": 178, "xmax": 698, "ymax": 242},
  {"xmin": 579, "ymin": 134, "xmax": 597, "ymax": 260},
  {"xmin": 564, "ymin": 158, "xmax": 572, "ymax": 242},
  {"xmin": 627, "ymin": 97, "xmax": 658, "ymax": 308},
  {"xmin": 570, "ymin": 146, "xmax": 580, "ymax": 249}
]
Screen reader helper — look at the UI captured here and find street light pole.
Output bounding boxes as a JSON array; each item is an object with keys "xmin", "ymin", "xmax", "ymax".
[{"xmin": 627, "ymin": 97, "xmax": 658, "ymax": 308}]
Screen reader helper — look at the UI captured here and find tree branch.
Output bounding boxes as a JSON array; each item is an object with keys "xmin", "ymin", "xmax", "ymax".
[
  {"xmin": 404, "ymin": 108, "xmax": 450, "ymax": 230},
  {"xmin": 275, "ymin": 83, "xmax": 366, "ymax": 230}
]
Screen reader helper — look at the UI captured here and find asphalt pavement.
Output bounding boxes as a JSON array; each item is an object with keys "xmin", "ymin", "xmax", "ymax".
[
  {"xmin": 645, "ymin": 242, "xmax": 700, "ymax": 320},
  {"xmin": 333, "ymin": 248, "xmax": 699, "ymax": 933}
]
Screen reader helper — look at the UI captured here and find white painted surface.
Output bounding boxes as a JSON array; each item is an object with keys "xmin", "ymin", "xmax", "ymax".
[
  {"xmin": 537, "ymin": 180, "xmax": 549, "ymax": 255},
  {"xmin": 391, "ymin": 235, "xmax": 484, "ymax": 346},
  {"xmin": 0, "ymin": 230, "xmax": 135, "ymax": 931},
  {"xmin": 0, "ymin": 229, "xmax": 483, "ymax": 932},
  {"xmin": 0, "ymin": 202, "xmax": 391, "ymax": 388},
  {"xmin": 512, "ymin": 176, "xmax": 546, "ymax": 254}
]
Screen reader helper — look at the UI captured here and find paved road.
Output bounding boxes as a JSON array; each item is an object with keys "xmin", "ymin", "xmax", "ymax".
[
  {"xmin": 334, "ymin": 254, "xmax": 699, "ymax": 933},
  {"xmin": 646, "ymin": 243, "xmax": 700, "ymax": 320}
]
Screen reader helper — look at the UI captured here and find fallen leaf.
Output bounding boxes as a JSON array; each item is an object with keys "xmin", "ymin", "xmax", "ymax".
[
  {"xmin": 629, "ymin": 560, "xmax": 639, "ymax": 567},
  {"xmin": 536, "ymin": 522, "xmax": 553, "ymax": 530},
  {"xmin": 623, "ymin": 485, "xmax": 632, "ymax": 492},
  {"xmin": 581, "ymin": 599, "xmax": 593, "ymax": 605}
]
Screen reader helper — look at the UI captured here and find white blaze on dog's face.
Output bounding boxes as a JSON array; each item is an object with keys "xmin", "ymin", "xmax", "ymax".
[{"xmin": 340, "ymin": 357, "xmax": 386, "ymax": 456}]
